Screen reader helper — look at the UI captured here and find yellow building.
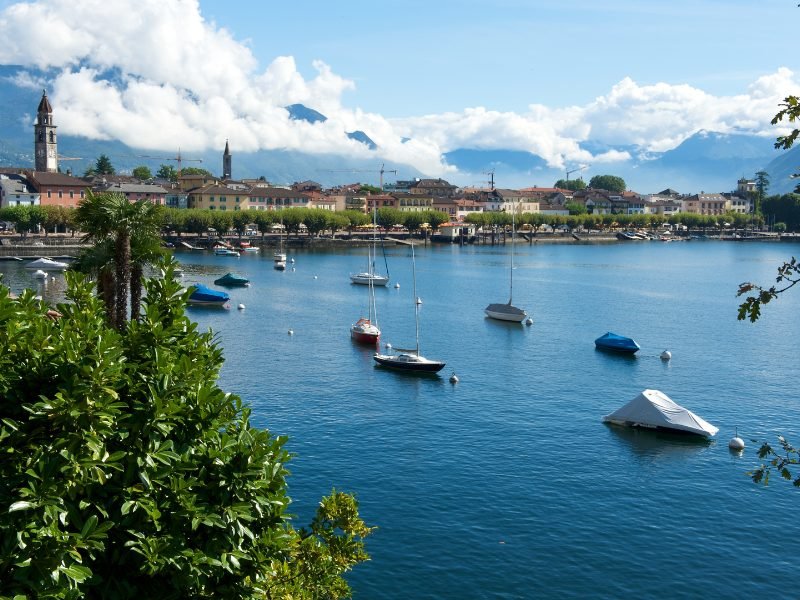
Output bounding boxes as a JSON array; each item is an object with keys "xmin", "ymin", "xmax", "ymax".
[{"xmin": 187, "ymin": 184, "xmax": 250, "ymax": 211}]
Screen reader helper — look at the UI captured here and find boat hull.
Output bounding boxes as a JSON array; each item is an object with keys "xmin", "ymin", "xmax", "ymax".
[
  {"xmin": 485, "ymin": 303, "xmax": 527, "ymax": 322},
  {"xmin": 373, "ymin": 353, "xmax": 445, "ymax": 373},
  {"xmin": 351, "ymin": 273, "xmax": 389, "ymax": 286}
]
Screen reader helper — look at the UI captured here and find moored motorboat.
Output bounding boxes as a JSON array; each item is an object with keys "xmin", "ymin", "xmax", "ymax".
[
  {"xmin": 351, "ymin": 317, "xmax": 380, "ymax": 344},
  {"xmin": 187, "ymin": 284, "xmax": 230, "ymax": 307},
  {"xmin": 594, "ymin": 331, "xmax": 640, "ymax": 354},
  {"xmin": 214, "ymin": 272, "xmax": 250, "ymax": 287},
  {"xmin": 24, "ymin": 257, "xmax": 69, "ymax": 271},
  {"xmin": 602, "ymin": 389, "xmax": 718, "ymax": 437},
  {"xmin": 214, "ymin": 247, "xmax": 240, "ymax": 256}
]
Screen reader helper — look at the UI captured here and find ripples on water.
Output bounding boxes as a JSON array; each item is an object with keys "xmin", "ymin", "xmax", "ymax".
[{"xmin": 3, "ymin": 241, "xmax": 799, "ymax": 598}]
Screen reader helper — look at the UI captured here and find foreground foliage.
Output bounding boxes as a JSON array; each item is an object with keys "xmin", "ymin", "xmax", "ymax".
[
  {"xmin": 749, "ymin": 437, "xmax": 800, "ymax": 488},
  {"xmin": 0, "ymin": 270, "xmax": 371, "ymax": 598}
]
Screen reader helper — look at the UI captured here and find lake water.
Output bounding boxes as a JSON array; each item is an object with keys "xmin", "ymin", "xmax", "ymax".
[{"xmin": 4, "ymin": 239, "xmax": 800, "ymax": 598}]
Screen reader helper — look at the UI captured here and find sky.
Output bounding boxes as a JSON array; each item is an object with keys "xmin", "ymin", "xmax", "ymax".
[{"xmin": 0, "ymin": 0, "xmax": 798, "ymax": 181}]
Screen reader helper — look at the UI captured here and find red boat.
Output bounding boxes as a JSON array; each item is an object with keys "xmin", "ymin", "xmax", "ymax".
[{"xmin": 351, "ymin": 317, "xmax": 380, "ymax": 344}]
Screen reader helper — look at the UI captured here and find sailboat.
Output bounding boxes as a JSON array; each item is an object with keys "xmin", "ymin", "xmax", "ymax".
[
  {"xmin": 374, "ymin": 244, "xmax": 445, "ymax": 373},
  {"xmin": 274, "ymin": 213, "xmax": 287, "ymax": 270},
  {"xmin": 350, "ymin": 207, "xmax": 389, "ymax": 286},
  {"xmin": 485, "ymin": 200, "xmax": 528, "ymax": 322},
  {"xmin": 350, "ymin": 243, "xmax": 381, "ymax": 344}
]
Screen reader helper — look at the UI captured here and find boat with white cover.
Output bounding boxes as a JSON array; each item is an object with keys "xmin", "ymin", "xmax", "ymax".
[
  {"xmin": 25, "ymin": 257, "xmax": 68, "ymax": 271},
  {"xmin": 602, "ymin": 389, "xmax": 718, "ymax": 437}
]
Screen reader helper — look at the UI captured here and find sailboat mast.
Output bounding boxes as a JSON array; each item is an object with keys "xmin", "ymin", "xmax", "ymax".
[
  {"xmin": 412, "ymin": 243, "xmax": 420, "ymax": 356},
  {"xmin": 509, "ymin": 200, "xmax": 516, "ymax": 305}
]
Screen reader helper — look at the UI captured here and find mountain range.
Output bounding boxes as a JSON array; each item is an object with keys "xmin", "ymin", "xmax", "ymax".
[{"xmin": 0, "ymin": 65, "xmax": 798, "ymax": 195}]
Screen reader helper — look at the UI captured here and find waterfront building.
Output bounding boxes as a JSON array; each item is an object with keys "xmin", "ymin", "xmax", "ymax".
[
  {"xmin": 188, "ymin": 183, "xmax": 250, "ymax": 211},
  {"xmin": 0, "ymin": 174, "xmax": 40, "ymax": 207},
  {"xmin": 432, "ymin": 197, "xmax": 484, "ymax": 221},
  {"xmin": 645, "ymin": 198, "xmax": 682, "ymax": 217},
  {"xmin": 247, "ymin": 187, "xmax": 310, "ymax": 210},
  {"xmin": 681, "ymin": 193, "xmax": 728, "ymax": 215},
  {"xmin": 394, "ymin": 192, "xmax": 432, "ymax": 212},
  {"xmin": 34, "ymin": 90, "xmax": 58, "ymax": 173},
  {"xmin": 409, "ymin": 178, "xmax": 457, "ymax": 197},
  {"xmin": 27, "ymin": 171, "xmax": 87, "ymax": 208},
  {"xmin": 95, "ymin": 181, "xmax": 168, "ymax": 205},
  {"xmin": 366, "ymin": 194, "xmax": 398, "ymax": 210}
]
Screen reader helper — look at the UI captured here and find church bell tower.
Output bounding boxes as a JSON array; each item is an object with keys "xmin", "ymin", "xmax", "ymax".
[
  {"xmin": 34, "ymin": 90, "xmax": 58, "ymax": 172},
  {"xmin": 223, "ymin": 139, "xmax": 232, "ymax": 180}
]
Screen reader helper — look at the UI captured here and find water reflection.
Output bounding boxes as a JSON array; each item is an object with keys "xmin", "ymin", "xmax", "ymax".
[{"xmin": 605, "ymin": 422, "xmax": 715, "ymax": 461}]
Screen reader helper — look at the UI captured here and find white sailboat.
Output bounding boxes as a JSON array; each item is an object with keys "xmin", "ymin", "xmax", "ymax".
[
  {"xmin": 374, "ymin": 244, "xmax": 445, "ymax": 373},
  {"xmin": 350, "ymin": 207, "xmax": 389, "ymax": 286},
  {"xmin": 274, "ymin": 213, "xmax": 287, "ymax": 270},
  {"xmin": 485, "ymin": 200, "xmax": 528, "ymax": 322}
]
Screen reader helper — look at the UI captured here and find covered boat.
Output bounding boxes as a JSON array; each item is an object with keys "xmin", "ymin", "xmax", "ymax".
[
  {"xmin": 595, "ymin": 331, "xmax": 640, "ymax": 353},
  {"xmin": 187, "ymin": 284, "xmax": 230, "ymax": 307},
  {"xmin": 25, "ymin": 257, "xmax": 69, "ymax": 271},
  {"xmin": 602, "ymin": 389, "xmax": 718, "ymax": 437},
  {"xmin": 214, "ymin": 272, "xmax": 250, "ymax": 287}
]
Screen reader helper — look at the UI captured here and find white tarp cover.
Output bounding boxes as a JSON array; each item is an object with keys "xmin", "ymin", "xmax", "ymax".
[{"xmin": 602, "ymin": 389, "xmax": 719, "ymax": 437}]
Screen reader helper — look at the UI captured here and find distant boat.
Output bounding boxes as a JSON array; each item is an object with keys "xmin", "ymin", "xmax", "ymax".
[
  {"xmin": 603, "ymin": 389, "xmax": 719, "ymax": 437},
  {"xmin": 214, "ymin": 272, "xmax": 250, "ymax": 287},
  {"xmin": 24, "ymin": 257, "xmax": 68, "ymax": 271},
  {"xmin": 351, "ymin": 208, "xmax": 382, "ymax": 345},
  {"xmin": 187, "ymin": 284, "xmax": 229, "ymax": 307},
  {"xmin": 485, "ymin": 199, "xmax": 528, "ymax": 322},
  {"xmin": 274, "ymin": 215, "xmax": 287, "ymax": 268},
  {"xmin": 594, "ymin": 331, "xmax": 640, "ymax": 354},
  {"xmin": 351, "ymin": 214, "xmax": 390, "ymax": 286},
  {"xmin": 214, "ymin": 247, "xmax": 239, "ymax": 256},
  {"xmin": 374, "ymin": 244, "xmax": 445, "ymax": 373}
]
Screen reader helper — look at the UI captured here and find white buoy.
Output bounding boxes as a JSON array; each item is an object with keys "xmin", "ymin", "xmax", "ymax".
[
  {"xmin": 394, "ymin": 283, "xmax": 400, "ymax": 289},
  {"xmin": 51, "ymin": 276, "xmax": 56, "ymax": 281},
  {"xmin": 729, "ymin": 427, "xmax": 745, "ymax": 451},
  {"xmin": 313, "ymin": 275, "xmax": 318, "ymax": 279},
  {"xmin": 386, "ymin": 343, "xmax": 392, "ymax": 350},
  {"xmin": 449, "ymin": 372, "xmax": 459, "ymax": 384},
  {"xmin": 416, "ymin": 297, "xmax": 423, "ymax": 305},
  {"xmin": 660, "ymin": 350, "xmax": 672, "ymax": 360},
  {"xmin": 237, "ymin": 303, "xmax": 245, "ymax": 310},
  {"xmin": 288, "ymin": 329, "xmax": 294, "ymax": 335},
  {"xmin": 292, "ymin": 267, "xmax": 296, "ymax": 272},
  {"xmin": 33, "ymin": 269, "xmax": 47, "ymax": 279},
  {"xmin": 291, "ymin": 258, "xmax": 295, "ymax": 263},
  {"xmin": 525, "ymin": 317, "xmax": 533, "ymax": 326}
]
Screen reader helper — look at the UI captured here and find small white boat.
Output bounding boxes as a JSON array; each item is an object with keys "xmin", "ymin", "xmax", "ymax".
[
  {"xmin": 214, "ymin": 248, "xmax": 240, "ymax": 256},
  {"xmin": 350, "ymin": 272, "xmax": 390, "ymax": 286},
  {"xmin": 25, "ymin": 257, "xmax": 69, "ymax": 271}
]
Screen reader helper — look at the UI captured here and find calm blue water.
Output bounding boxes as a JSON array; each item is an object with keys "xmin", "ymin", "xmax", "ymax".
[{"xmin": 4, "ymin": 240, "xmax": 800, "ymax": 598}]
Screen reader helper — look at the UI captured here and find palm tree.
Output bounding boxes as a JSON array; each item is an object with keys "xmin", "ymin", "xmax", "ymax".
[{"xmin": 75, "ymin": 191, "xmax": 165, "ymax": 330}]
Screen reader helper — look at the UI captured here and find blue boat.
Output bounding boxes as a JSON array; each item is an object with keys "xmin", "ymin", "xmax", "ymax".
[
  {"xmin": 187, "ymin": 284, "xmax": 230, "ymax": 307},
  {"xmin": 214, "ymin": 272, "xmax": 250, "ymax": 287},
  {"xmin": 594, "ymin": 331, "xmax": 640, "ymax": 353}
]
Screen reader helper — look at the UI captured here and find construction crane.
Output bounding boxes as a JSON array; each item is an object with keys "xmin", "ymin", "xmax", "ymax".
[
  {"xmin": 133, "ymin": 149, "xmax": 203, "ymax": 175},
  {"xmin": 483, "ymin": 169, "xmax": 496, "ymax": 190},
  {"xmin": 565, "ymin": 164, "xmax": 589, "ymax": 181},
  {"xmin": 319, "ymin": 163, "xmax": 397, "ymax": 191}
]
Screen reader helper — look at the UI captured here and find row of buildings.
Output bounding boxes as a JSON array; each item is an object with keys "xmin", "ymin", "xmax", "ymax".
[{"xmin": 0, "ymin": 91, "xmax": 758, "ymax": 222}]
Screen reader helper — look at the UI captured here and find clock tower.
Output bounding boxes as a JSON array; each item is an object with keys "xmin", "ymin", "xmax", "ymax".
[{"xmin": 34, "ymin": 90, "xmax": 58, "ymax": 172}]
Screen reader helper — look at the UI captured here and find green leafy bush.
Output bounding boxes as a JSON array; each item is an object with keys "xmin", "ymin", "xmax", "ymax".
[{"xmin": 0, "ymin": 269, "xmax": 370, "ymax": 598}]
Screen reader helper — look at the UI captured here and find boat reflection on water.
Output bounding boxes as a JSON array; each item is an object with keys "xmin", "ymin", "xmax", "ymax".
[{"xmin": 604, "ymin": 423, "xmax": 715, "ymax": 462}]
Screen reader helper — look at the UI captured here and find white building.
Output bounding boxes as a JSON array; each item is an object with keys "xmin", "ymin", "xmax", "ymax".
[{"xmin": 0, "ymin": 174, "xmax": 40, "ymax": 207}]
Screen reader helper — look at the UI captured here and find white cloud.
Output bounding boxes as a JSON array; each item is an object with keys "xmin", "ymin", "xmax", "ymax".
[{"xmin": 0, "ymin": 0, "xmax": 797, "ymax": 181}]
